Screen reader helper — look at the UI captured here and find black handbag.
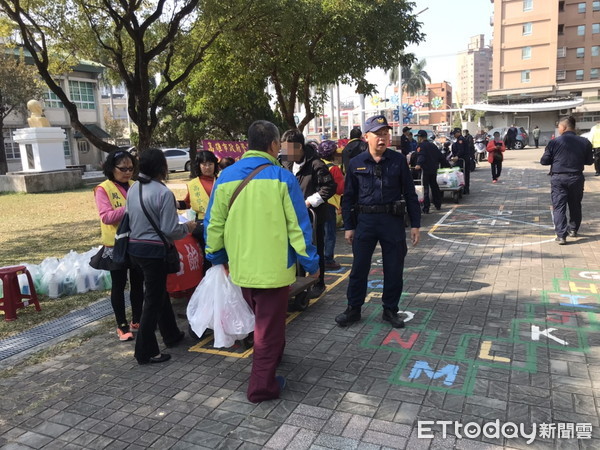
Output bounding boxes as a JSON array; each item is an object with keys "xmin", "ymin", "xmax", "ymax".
[
  {"xmin": 111, "ymin": 213, "xmax": 131, "ymax": 268},
  {"xmin": 138, "ymin": 182, "xmax": 181, "ymax": 274}
]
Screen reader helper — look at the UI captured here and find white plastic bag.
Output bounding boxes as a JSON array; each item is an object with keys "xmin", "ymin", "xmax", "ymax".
[
  {"xmin": 414, "ymin": 185, "xmax": 424, "ymax": 203},
  {"xmin": 187, "ymin": 265, "xmax": 255, "ymax": 348}
]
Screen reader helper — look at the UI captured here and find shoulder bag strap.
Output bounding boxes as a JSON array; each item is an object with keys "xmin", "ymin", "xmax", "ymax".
[
  {"xmin": 138, "ymin": 181, "xmax": 170, "ymax": 249},
  {"xmin": 228, "ymin": 164, "xmax": 270, "ymax": 209}
]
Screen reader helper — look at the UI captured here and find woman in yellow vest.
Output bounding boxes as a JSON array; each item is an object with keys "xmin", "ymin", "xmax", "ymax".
[
  {"xmin": 177, "ymin": 150, "xmax": 219, "ymax": 271},
  {"xmin": 93, "ymin": 150, "xmax": 144, "ymax": 342}
]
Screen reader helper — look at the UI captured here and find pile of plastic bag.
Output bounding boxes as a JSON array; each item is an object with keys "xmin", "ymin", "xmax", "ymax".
[
  {"xmin": 187, "ymin": 265, "xmax": 255, "ymax": 348},
  {"xmin": 19, "ymin": 247, "xmax": 112, "ymax": 299},
  {"xmin": 437, "ymin": 167, "xmax": 465, "ymax": 188}
]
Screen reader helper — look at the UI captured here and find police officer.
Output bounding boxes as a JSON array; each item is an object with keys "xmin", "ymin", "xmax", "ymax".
[
  {"xmin": 400, "ymin": 126, "xmax": 413, "ymax": 156},
  {"xmin": 451, "ymin": 127, "xmax": 472, "ymax": 194},
  {"xmin": 414, "ymin": 130, "xmax": 448, "ymax": 213},
  {"xmin": 336, "ymin": 115, "xmax": 421, "ymax": 328},
  {"xmin": 540, "ymin": 115, "xmax": 593, "ymax": 244}
]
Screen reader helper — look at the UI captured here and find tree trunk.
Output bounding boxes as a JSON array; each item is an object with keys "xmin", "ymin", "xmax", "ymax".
[
  {"xmin": 0, "ymin": 116, "xmax": 8, "ymax": 175},
  {"xmin": 189, "ymin": 137, "xmax": 198, "ymax": 179}
]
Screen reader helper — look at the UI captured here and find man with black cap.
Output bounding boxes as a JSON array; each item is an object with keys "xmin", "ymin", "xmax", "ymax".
[
  {"xmin": 341, "ymin": 127, "xmax": 368, "ymax": 174},
  {"xmin": 415, "ymin": 129, "xmax": 448, "ymax": 213},
  {"xmin": 451, "ymin": 127, "xmax": 472, "ymax": 194},
  {"xmin": 336, "ymin": 115, "xmax": 421, "ymax": 328},
  {"xmin": 400, "ymin": 126, "xmax": 413, "ymax": 156}
]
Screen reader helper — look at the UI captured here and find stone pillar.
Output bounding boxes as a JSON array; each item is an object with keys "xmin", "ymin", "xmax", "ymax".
[{"xmin": 13, "ymin": 127, "xmax": 67, "ymax": 172}]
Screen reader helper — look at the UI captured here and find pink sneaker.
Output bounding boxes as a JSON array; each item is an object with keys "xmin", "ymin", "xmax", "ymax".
[
  {"xmin": 130, "ymin": 322, "xmax": 140, "ymax": 331},
  {"xmin": 492, "ymin": 179, "xmax": 497, "ymax": 183},
  {"xmin": 117, "ymin": 328, "xmax": 134, "ymax": 342}
]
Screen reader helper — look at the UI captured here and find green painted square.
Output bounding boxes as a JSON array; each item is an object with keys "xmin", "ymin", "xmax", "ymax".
[
  {"xmin": 389, "ymin": 353, "xmax": 477, "ymax": 396},
  {"xmin": 457, "ymin": 333, "xmax": 537, "ymax": 373},
  {"xmin": 562, "ymin": 268, "xmax": 600, "ymax": 282},
  {"xmin": 364, "ymin": 304, "xmax": 433, "ymax": 331},
  {"xmin": 522, "ymin": 302, "xmax": 600, "ymax": 330},
  {"xmin": 510, "ymin": 319, "xmax": 590, "ymax": 352}
]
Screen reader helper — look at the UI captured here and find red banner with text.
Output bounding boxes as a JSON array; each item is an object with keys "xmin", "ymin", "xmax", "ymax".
[{"xmin": 202, "ymin": 140, "xmax": 248, "ymax": 160}]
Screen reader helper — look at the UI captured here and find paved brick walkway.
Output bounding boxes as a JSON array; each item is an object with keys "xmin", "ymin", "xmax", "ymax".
[{"xmin": 1, "ymin": 149, "xmax": 600, "ymax": 449}]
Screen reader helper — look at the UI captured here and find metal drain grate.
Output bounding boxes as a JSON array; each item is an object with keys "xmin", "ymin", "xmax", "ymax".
[{"xmin": 0, "ymin": 297, "xmax": 113, "ymax": 361}]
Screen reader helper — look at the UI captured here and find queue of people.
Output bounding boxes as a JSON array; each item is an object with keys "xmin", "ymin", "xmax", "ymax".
[{"xmin": 93, "ymin": 113, "xmax": 596, "ymax": 402}]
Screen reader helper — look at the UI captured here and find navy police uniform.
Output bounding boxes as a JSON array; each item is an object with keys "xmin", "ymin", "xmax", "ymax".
[
  {"xmin": 451, "ymin": 129, "xmax": 472, "ymax": 194},
  {"xmin": 540, "ymin": 130, "xmax": 593, "ymax": 240},
  {"xmin": 342, "ymin": 147, "xmax": 421, "ymax": 314},
  {"xmin": 416, "ymin": 137, "xmax": 448, "ymax": 213}
]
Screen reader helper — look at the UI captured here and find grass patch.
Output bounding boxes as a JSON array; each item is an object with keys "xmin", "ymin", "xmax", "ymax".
[{"xmin": 0, "ymin": 180, "xmax": 190, "ymax": 337}]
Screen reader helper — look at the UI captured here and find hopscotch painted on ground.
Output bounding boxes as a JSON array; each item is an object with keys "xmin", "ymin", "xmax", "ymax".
[
  {"xmin": 361, "ymin": 267, "xmax": 600, "ymax": 396},
  {"xmin": 428, "ymin": 206, "xmax": 556, "ymax": 247}
]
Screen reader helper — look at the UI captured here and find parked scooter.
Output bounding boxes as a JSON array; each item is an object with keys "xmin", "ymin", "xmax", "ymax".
[{"xmin": 475, "ymin": 138, "xmax": 487, "ymax": 162}]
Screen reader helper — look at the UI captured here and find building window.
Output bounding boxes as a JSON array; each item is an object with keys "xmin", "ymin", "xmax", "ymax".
[
  {"xmin": 592, "ymin": 68, "xmax": 599, "ymax": 80},
  {"xmin": 558, "ymin": 46, "xmax": 567, "ymax": 57},
  {"xmin": 523, "ymin": 0, "xmax": 533, "ymax": 11},
  {"xmin": 43, "ymin": 88, "xmax": 64, "ymax": 109},
  {"xmin": 577, "ymin": 47, "xmax": 585, "ymax": 58},
  {"xmin": 77, "ymin": 140, "xmax": 90, "ymax": 153},
  {"xmin": 593, "ymin": 24, "xmax": 600, "ymax": 34},
  {"xmin": 557, "ymin": 70, "xmax": 566, "ymax": 80},
  {"xmin": 578, "ymin": 2, "xmax": 586, "ymax": 13},
  {"xmin": 576, "ymin": 69, "xmax": 584, "ymax": 80},
  {"xmin": 521, "ymin": 70, "xmax": 531, "ymax": 83},
  {"xmin": 62, "ymin": 128, "xmax": 71, "ymax": 157},
  {"xmin": 523, "ymin": 22, "xmax": 532, "ymax": 35},
  {"xmin": 578, "ymin": 25, "xmax": 586, "ymax": 36},
  {"xmin": 559, "ymin": 1, "xmax": 565, "ymax": 12},
  {"xmin": 592, "ymin": 46, "xmax": 600, "ymax": 57},
  {"xmin": 558, "ymin": 24, "xmax": 564, "ymax": 35},
  {"xmin": 68, "ymin": 81, "xmax": 96, "ymax": 110},
  {"xmin": 522, "ymin": 46, "xmax": 532, "ymax": 59},
  {"xmin": 594, "ymin": 1, "xmax": 600, "ymax": 11},
  {"xmin": 2, "ymin": 128, "xmax": 20, "ymax": 159}
]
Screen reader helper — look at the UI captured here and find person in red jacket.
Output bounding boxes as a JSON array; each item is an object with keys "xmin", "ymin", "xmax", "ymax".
[
  {"xmin": 318, "ymin": 140, "xmax": 345, "ymax": 270},
  {"xmin": 486, "ymin": 131, "xmax": 506, "ymax": 183}
]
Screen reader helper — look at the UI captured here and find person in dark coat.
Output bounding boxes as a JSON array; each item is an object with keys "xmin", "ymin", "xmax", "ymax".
[
  {"xmin": 281, "ymin": 129, "xmax": 337, "ymax": 297},
  {"xmin": 505, "ymin": 125, "xmax": 518, "ymax": 150},
  {"xmin": 540, "ymin": 115, "xmax": 593, "ymax": 244},
  {"xmin": 451, "ymin": 128, "xmax": 472, "ymax": 194},
  {"xmin": 336, "ymin": 115, "xmax": 421, "ymax": 329},
  {"xmin": 341, "ymin": 127, "xmax": 368, "ymax": 174},
  {"xmin": 400, "ymin": 126, "xmax": 413, "ymax": 156},
  {"xmin": 414, "ymin": 130, "xmax": 448, "ymax": 213}
]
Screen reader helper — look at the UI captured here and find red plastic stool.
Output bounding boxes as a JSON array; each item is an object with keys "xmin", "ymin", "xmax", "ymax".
[{"xmin": 0, "ymin": 266, "xmax": 42, "ymax": 321}]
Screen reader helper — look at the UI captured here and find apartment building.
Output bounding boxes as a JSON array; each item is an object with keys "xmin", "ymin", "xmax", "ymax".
[
  {"xmin": 401, "ymin": 82, "xmax": 453, "ymax": 128},
  {"xmin": 485, "ymin": 0, "xmax": 600, "ymax": 136},
  {"xmin": 455, "ymin": 35, "xmax": 493, "ymax": 105}
]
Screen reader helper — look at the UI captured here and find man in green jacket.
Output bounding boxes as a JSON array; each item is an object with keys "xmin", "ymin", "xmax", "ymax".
[{"xmin": 205, "ymin": 120, "xmax": 320, "ymax": 403}]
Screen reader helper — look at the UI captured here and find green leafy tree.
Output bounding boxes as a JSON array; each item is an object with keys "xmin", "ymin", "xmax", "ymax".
[
  {"xmin": 223, "ymin": 0, "xmax": 423, "ymax": 131},
  {"xmin": 403, "ymin": 59, "xmax": 431, "ymax": 96},
  {"xmin": 0, "ymin": 0, "xmax": 263, "ymax": 152},
  {"xmin": 0, "ymin": 45, "xmax": 44, "ymax": 174}
]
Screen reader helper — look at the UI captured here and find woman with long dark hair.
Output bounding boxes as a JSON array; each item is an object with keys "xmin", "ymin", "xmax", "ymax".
[{"xmin": 127, "ymin": 149, "xmax": 196, "ymax": 364}]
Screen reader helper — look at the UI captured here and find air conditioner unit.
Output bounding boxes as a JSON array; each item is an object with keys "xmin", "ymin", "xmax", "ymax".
[{"xmin": 559, "ymin": 109, "xmax": 570, "ymax": 115}]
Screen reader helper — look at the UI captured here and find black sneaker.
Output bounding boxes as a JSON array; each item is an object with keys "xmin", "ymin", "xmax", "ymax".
[
  {"xmin": 335, "ymin": 306, "xmax": 361, "ymax": 327},
  {"xmin": 164, "ymin": 331, "xmax": 185, "ymax": 348},
  {"xmin": 307, "ymin": 283, "xmax": 325, "ymax": 299},
  {"xmin": 555, "ymin": 237, "xmax": 567, "ymax": 245},
  {"xmin": 568, "ymin": 230, "xmax": 578, "ymax": 238},
  {"xmin": 382, "ymin": 308, "xmax": 405, "ymax": 328}
]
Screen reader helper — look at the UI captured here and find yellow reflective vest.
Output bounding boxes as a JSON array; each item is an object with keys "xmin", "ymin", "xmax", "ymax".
[
  {"xmin": 188, "ymin": 177, "xmax": 211, "ymax": 219},
  {"xmin": 95, "ymin": 180, "xmax": 133, "ymax": 247}
]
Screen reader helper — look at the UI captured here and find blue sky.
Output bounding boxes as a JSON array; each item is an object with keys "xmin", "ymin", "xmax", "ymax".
[{"xmin": 341, "ymin": 0, "xmax": 494, "ymax": 102}]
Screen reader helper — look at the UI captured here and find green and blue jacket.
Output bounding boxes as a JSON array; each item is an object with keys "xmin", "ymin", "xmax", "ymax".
[{"xmin": 204, "ymin": 150, "xmax": 319, "ymax": 288}]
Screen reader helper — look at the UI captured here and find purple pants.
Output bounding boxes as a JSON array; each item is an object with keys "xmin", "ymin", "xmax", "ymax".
[{"xmin": 241, "ymin": 285, "xmax": 290, "ymax": 403}]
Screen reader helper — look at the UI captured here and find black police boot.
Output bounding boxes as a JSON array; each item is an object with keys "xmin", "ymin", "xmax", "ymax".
[
  {"xmin": 335, "ymin": 306, "xmax": 361, "ymax": 327},
  {"xmin": 382, "ymin": 308, "xmax": 405, "ymax": 328}
]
